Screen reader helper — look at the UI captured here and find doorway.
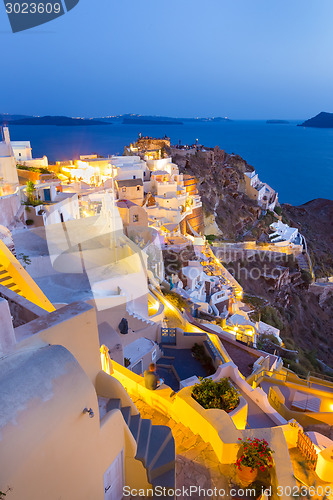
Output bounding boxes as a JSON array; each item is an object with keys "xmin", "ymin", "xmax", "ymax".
[{"xmin": 103, "ymin": 450, "xmax": 124, "ymax": 500}]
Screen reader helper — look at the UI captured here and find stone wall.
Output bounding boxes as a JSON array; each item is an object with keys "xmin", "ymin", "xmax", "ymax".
[{"xmin": 185, "ymin": 206, "xmax": 205, "ymax": 235}]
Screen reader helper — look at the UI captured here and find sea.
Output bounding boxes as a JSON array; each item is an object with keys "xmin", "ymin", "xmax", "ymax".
[{"xmin": 7, "ymin": 120, "xmax": 333, "ymax": 206}]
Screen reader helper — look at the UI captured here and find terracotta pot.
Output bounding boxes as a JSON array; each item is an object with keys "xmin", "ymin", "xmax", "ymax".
[{"xmin": 236, "ymin": 466, "xmax": 258, "ymax": 486}]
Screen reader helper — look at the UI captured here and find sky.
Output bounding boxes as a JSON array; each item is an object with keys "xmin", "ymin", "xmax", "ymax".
[{"xmin": 1, "ymin": 0, "xmax": 333, "ymax": 119}]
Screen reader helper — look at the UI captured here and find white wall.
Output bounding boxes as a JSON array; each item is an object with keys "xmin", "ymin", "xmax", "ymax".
[
  {"xmin": 11, "ymin": 141, "xmax": 33, "ymax": 162},
  {"xmin": 20, "ymin": 157, "xmax": 48, "ymax": 168},
  {"xmin": 43, "ymin": 194, "xmax": 80, "ymax": 225},
  {"xmin": 0, "ymin": 144, "xmax": 19, "ymax": 185},
  {"xmin": 0, "ymin": 192, "xmax": 21, "ymax": 227}
]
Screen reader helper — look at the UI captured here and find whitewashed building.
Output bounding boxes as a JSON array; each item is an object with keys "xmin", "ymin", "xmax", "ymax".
[{"xmin": 0, "ymin": 127, "xmax": 19, "ymax": 189}]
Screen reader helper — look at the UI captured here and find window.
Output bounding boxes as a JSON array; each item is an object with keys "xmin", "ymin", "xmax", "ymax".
[
  {"xmin": 133, "ymin": 175, "xmax": 136, "ymax": 179},
  {"xmin": 122, "ymin": 187, "xmax": 126, "ymax": 192},
  {"xmin": 133, "ymin": 214, "xmax": 139, "ymax": 222},
  {"xmin": 137, "ymin": 186, "xmax": 140, "ymax": 191}
]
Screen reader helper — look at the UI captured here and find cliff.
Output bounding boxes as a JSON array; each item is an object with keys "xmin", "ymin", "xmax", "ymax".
[
  {"xmin": 172, "ymin": 146, "xmax": 259, "ymax": 240},
  {"xmin": 172, "ymin": 146, "xmax": 333, "ymax": 373},
  {"xmin": 282, "ymin": 199, "xmax": 333, "ymax": 278}
]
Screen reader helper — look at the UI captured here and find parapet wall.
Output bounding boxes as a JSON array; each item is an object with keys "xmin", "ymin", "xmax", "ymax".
[{"xmin": 0, "ymin": 191, "xmax": 21, "ymax": 227}]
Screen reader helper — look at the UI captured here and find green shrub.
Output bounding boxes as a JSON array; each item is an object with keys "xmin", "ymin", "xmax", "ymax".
[
  {"xmin": 17, "ymin": 165, "xmax": 50, "ymax": 174},
  {"xmin": 192, "ymin": 377, "xmax": 240, "ymax": 412},
  {"xmin": 25, "ymin": 219, "xmax": 34, "ymax": 226},
  {"xmin": 164, "ymin": 291, "xmax": 190, "ymax": 311},
  {"xmin": 261, "ymin": 306, "xmax": 284, "ymax": 330},
  {"xmin": 205, "ymin": 234, "xmax": 217, "ymax": 242},
  {"xmin": 301, "ymin": 269, "xmax": 313, "ymax": 285},
  {"xmin": 257, "ymin": 333, "xmax": 280, "ymax": 350}
]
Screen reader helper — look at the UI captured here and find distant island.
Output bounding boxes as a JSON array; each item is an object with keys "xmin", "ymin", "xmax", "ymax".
[
  {"xmin": 106, "ymin": 114, "xmax": 231, "ymax": 124},
  {"xmin": 4, "ymin": 116, "xmax": 112, "ymax": 126},
  {"xmin": 266, "ymin": 120, "xmax": 290, "ymax": 124},
  {"xmin": 298, "ymin": 111, "xmax": 333, "ymax": 128},
  {"xmin": 122, "ymin": 118, "xmax": 183, "ymax": 125},
  {"xmin": 0, "ymin": 113, "xmax": 231, "ymax": 126}
]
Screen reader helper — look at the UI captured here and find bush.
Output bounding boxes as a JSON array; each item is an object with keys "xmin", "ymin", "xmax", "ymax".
[
  {"xmin": 236, "ymin": 437, "xmax": 274, "ymax": 472},
  {"xmin": 206, "ymin": 234, "xmax": 217, "ymax": 242},
  {"xmin": 301, "ymin": 269, "xmax": 313, "ymax": 285},
  {"xmin": 257, "ymin": 333, "xmax": 280, "ymax": 350},
  {"xmin": 192, "ymin": 377, "xmax": 240, "ymax": 412},
  {"xmin": 25, "ymin": 219, "xmax": 34, "ymax": 226},
  {"xmin": 164, "ymin": 291, "xmax": 190, "ymax": 311},
  {"xmin": 261, "ymin": 306, "xmax": 284, "ymax": 330},
  {"xmin": 17, "ymin": 165, "xmax": 50, "ymax": 174}
]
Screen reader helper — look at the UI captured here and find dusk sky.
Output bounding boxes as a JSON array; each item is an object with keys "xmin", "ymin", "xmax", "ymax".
[{"xmin": 1, "ymin": 0, "xmax": 333, "ymax": 119}]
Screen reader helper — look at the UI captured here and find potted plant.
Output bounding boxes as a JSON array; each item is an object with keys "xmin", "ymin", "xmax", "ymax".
[
  {"xmin": 191, "ymin": 377, "xmax": 240, "ymax": 412},
  {"xmin": 236, "ymin": 437, "xmax": 274, "ymax": 485}
]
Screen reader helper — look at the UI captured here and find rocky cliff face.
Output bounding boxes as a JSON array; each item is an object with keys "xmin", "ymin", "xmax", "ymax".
[
  {"xmin": 228, "ymin": 253, "xmax": 333, "ymax": 374},
  {"xmin": 282, "ymin": 199, "xmax": 333, "ymax": 278},
  {"xmin": 172, "ymin": 147, "xmax": 259, "ymax": 239},
  {"xmin": 172, "ymin": 146, "xmax": 333, "ymax": 374}
]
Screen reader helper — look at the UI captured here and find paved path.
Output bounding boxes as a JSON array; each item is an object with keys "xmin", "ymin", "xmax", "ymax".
[
  {"xmin": 131, "ymin": 396, "xmax": 232, "ymax": 499},
  {"xmin": 237, "ymin": 388, "xmax": 277, "ymax": 429},
  {"xmin": 219, "ymin": 339, "xmax": 258, "ymax": 377}
]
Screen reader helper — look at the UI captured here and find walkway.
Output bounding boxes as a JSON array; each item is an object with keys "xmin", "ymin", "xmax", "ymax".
[
  {"xmin": 238, "ymin": 388, "xmax": 278, "ymax": 429},
  {"xmin": 164, "ymin": 308, "xmax": 183, "ymax": 328},
  {"xmin": 131, "ymin": 395, "xmax": 231, "ymax": 499},
  {"xmin": 219, "ymin": 339, "xmax": 258, "ymax": 377},
  {"xmin": 187, "ymin": 315, "xmax": 260, "ymax": 377}
]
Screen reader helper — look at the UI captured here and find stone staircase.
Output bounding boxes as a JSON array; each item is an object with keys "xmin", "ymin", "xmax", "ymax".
[
  {"xmin": 126, "ymin": 308, "xmax": 156, "ymax": 326},
  {"xmin": 297, "ymin": 252, "xmax": 315, "ymax": 281},
  {"xmin": 106, "ymin": 398, "xmax": 175, "ymax": 496},
  {"xmin": 0, "ymin": 262, "xmax": 24, "ymax": 297}
]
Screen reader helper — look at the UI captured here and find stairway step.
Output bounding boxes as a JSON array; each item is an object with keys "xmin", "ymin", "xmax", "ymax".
[
  {"xmin": 106, "ymin": 398, "xmax": 121, "ymax": 413},
  {"xmin": 129, "ymin": 413, "xmax": 141, "ymax": 442},
  {"xmin": 151, "ymin": 468, "xmax": 176, "ymax": 497},
  {"xmin": 0, "ymin": 276, "xmax": 11, "ymax": 283},
  {"xmin": 136, "ymin": 419, "xmax": 152, "ymax": 464},
  {"xmin": 149, "ymin": 435, "xmax": 175, "ymax": 481},
  {"xmin": 120, "ymin": 406, "xmax": 131, "ymax": 426},
  {"xmin": 146, "ymin": 425, "xmax": 172, "ymax": 470}
]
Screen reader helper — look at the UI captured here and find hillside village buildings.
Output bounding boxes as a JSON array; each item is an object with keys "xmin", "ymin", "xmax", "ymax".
[
  {"xmin": 243, "ymin": 169, "xmax": 278, "ymax": 211},
  {"xmin": 0, "ymin": 127, "xmax": 332, "ymax": 499},
  {"xmin": 0, "ymin": 126, "xmax": 19, "ymax": 193}
]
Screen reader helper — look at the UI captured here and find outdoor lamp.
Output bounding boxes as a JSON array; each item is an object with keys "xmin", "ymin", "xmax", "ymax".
[{"xmin": 83, "ymin": 407, "xmax": 94, "ymax": 418}]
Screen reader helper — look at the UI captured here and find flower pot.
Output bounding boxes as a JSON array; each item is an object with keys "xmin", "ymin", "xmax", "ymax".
[{"xmin": 236, "ymin": 466, "xmax": 258, "ymax": 486}]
